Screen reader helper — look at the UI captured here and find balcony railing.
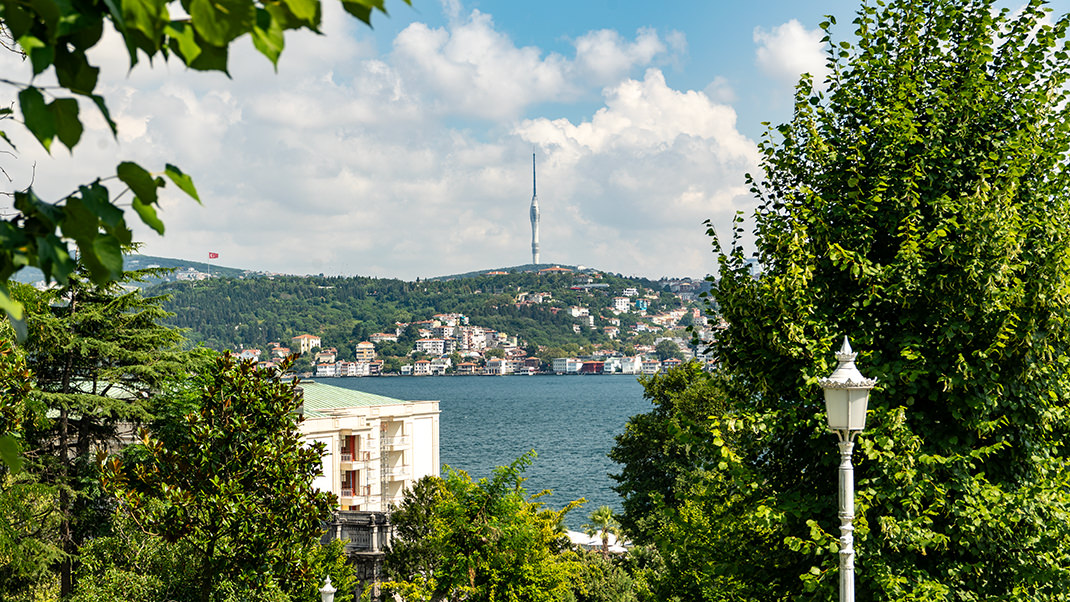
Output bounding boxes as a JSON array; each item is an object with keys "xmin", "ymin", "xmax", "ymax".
[
  {"xmin": 341, "ymin": 485, "xmax": 373, "ymax": 498},
  {"xmin": 340, "ymin": 450, "xmax": 376, "ymax": 463},
  {"xmin": 381, "ymin": 436, "xmax": 410, "ymax": 450},
  {"xmin": 382, "ymin": 466, "xmax": 411, "ymax": 481}
]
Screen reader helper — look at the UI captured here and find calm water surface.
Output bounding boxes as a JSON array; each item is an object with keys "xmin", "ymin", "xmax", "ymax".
[{"xmin": 325, "ymin": 375, "xmax": 650, "ymax": 527}]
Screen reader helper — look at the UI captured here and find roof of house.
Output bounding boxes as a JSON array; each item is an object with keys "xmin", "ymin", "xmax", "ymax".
[{"xmin": 297, "ymin": 381, "xmax": 413, "ymax": 417}]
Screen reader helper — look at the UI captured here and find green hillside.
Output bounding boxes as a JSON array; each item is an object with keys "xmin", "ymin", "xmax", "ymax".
[{"xmin": 152, "ymin": 270, "xmax": 691, "ymax": 357}]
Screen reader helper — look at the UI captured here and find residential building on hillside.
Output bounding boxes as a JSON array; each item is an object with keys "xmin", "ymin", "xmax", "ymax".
[
  {"xmin": 292, "ymin": 334, "xmax": 322, "ymax": 354},
  {"xmin": 613, "ymin": 297, "xmax": 630, "ymax": 313},
  {"xmin": 238, "ymin": 348, "xmax": 261, "ymax": 362},
  {"xmin": 370, "ymin": 332, "xmax": 398, "ymax": 343},
  {"xmin": 355, "ymin": 341, "xmax": 376, "ymax": 361},
  {"xmin": 415, "ymin": 338, "xmax": 446, "ymax": 355},
  {"xmin": 298, "ymin": 382, "xmax": 440, "ymax": 512}
]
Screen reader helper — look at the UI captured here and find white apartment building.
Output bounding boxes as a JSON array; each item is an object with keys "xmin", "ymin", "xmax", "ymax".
[
  {"xmin": 415, "ymin": 338, "xmax": 446, "ymax": 355},
  {"xmin": 298, "ymin": 382, "xmax": 440, "ymax": 512},
  {"xmin": 613, "ymin": 297, "xmax": 630, "ymax": 313},
  {"xmin": 552, "ymin": 357, "xmax": 583, "ymax": 374}
]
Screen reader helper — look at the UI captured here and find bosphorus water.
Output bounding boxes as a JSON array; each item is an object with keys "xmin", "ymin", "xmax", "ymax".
[{"xmin": 324, "ymin": 374, "xmax": 649, "ymax": 527}]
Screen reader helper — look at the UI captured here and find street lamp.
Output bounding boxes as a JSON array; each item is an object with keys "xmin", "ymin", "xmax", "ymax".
[
  {"xmin": 319, "ymin": 576, "xmax": 336, "ymax": 602},
  {"xmin": 818, "ymin": 336, "xmax": 877, "ymax": 602}
]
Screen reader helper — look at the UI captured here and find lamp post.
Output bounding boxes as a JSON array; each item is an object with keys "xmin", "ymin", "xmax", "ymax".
[
  {"xmin": 319, "ymin": 576, "xmax": 336, "ymax": 602},
  {"xmin": 817, "ymin": 336, "xmax": 876, "ymax": 602}
]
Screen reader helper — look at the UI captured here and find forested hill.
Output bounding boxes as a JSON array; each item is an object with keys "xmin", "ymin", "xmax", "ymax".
[{"xmin": 152, "ymin": 271, "xmax": 690, "ymax": 354}]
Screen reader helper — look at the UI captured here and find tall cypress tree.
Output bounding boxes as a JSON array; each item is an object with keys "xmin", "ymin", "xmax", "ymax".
[{"xmin": 13, "ymin": 267, "xmax": 190, "ymax": 595}]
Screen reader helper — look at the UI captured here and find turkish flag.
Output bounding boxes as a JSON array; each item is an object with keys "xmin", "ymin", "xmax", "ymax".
[{"xmin": 208, "ymin": 252, "xmax": 219, "ymax": 259}]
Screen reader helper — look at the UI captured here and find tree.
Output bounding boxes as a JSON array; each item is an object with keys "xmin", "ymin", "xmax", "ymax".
[
  {"xmin": 102, "ymin": 353, "xmax": 336, "ymax": 602},
  {"xmin": 382, "ymin": 452, "xmax": 583, "ymax": 602},
  {"xmin": 0, "ymin": 0, "xmax": 409, "ymax": 329},
  {"xmin": 653, "ymin": 340, "xmax": 683, "ymax": 362},
  {"xmin": 582, "ymin": 506, "xmax": 621, "ymax": 560},
  {"xmin": 10, "ymin": 267, "xmax": 190, "ymax": 596},
  {"xmin": 631, "ymin": 1, "xmax": 1070, "ymax": 599},
  {"xmin": 609, "ymin": 363, "xmax": 730, "ymax": 540}
]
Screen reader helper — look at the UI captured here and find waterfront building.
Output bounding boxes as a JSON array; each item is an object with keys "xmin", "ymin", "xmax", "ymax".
[
  {"xmin": 619, "ymin": 356, "xmax": 643, "ymax": 374},
  {"xmin": 457, "ymin": 362, "xmax": 478, "ymax": 375},
  {"xmin": 298, "ymin": 382, "xmax": 440, "ymax": 512},
  {"xmin": 316, "ymin": 363, "xmax": 339, "ymax": 378},
  {"xmin": 413, "ymin": 360, "xmax": 432, "ymax": 376},
  {"xmin": 552, "ymin": 357, "xmax": 583, "ymax": 374},
  {"xmin": 641, "ymin": 359, "xmax": 662, "ymax": 375}
]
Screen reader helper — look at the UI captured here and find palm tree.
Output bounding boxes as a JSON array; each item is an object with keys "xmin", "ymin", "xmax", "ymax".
[{"xmin": 582, "ymin": 505, "xmax": 622, "ymax": 559}]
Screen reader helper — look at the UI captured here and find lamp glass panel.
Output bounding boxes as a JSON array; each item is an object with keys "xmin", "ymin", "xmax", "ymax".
[{"xmin": 824, "ymin": 388, "xmax": 848, "ymax": 430}]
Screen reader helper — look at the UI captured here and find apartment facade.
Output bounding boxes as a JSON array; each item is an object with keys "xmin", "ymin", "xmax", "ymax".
[{"xmin": 298, "ymin": 382, "xmax": 440, "ymax": 512}]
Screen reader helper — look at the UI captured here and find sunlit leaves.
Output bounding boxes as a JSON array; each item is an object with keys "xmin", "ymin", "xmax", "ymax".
[{"xmin": 164, "ymin": 164, "xmax": 201, "ymax": 202}]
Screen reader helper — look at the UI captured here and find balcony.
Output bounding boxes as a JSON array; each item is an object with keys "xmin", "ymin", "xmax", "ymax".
[
  {"xmin": 340, "ymin": 484, "xmax": 373, "ymax": 499},
  {"xmin": 340, "ymin": 450, "xmax": 378, "ymax": 467},
  {"xmin": 382, "ymin": 465, "xmax": 411, "ymax": 481},
  {"xmin": 381, "ymin": 436, "xmax": 410, "ymax": 451}
]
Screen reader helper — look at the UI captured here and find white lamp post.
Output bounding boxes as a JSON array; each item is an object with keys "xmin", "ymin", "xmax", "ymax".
[
  {"xmin": 319, "ymin": 576, "xmax": 336, "ymax": 602},
  {"xmin": 817, "ymin": 336, "xmax": 876, "ymax": 602}
]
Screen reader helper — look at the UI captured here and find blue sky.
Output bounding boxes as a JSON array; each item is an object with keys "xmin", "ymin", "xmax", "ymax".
[{"xmin": 1, "ymin": 0, "xmax": 1064, "ymax": 280}]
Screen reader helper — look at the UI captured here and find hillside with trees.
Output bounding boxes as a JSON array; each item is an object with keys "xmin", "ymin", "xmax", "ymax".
[{"xmin": 151, "ymin": 270, "xmax": 694, "ymax": 357}]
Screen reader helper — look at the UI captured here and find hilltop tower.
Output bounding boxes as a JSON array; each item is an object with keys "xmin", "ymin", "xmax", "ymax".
[{"xmin": 530, "ymin": 153, "xmax": 541, "ymax": 265}]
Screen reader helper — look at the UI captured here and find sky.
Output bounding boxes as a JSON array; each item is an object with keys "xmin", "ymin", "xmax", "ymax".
[{"xmin": 1, "ymin": 0, "xmax": 1062, "ymax": 280}]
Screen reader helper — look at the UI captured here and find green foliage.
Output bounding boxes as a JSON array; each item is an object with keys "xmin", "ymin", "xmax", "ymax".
[
  {"xmin": 620, "ymin": 1, "xmax": 1070, "ymax": 600},
  {"xmin": 609, "ymin": 363, "xmax": 731, "ymax": 541},
  {"xmin": 7, "ymin": 267, "xmax": 191, "ymax": 596},
  {"xmin": 153, "ymin": 272, "xmax": 683, "ymax": 356},
  {"xmin": 570, "ymin": 551, "xmax": 640, "ymax": 602},
  {"xmin": 653, "ymin": 340, "xmax": 683, "ymax": 362},
  {"xmin": 383, "ymin": 452, "xmax": 583, "ymax": 602},
  {"xmin": 102, "ymin": 353, "xmax": 336, "ymax": 602},
  {"xmin": 0, "ymin": 0, "xmax": 408, "ymax": 329},
  {"xmin": 582, "ymin": 506, "xmax": 622, "ymax": 560}
]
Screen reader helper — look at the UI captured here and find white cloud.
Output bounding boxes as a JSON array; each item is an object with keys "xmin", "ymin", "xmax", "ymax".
[
  {"xmin": 512, "ymin": 69, "xmax": 758, "ymax": 277},
  {"xmin": 753, "ymin": 19, "xmax": 828, "ymax": 87},
  {"xmin": 0, "ymin": 2, "xmax": 752, "ymax": 281}
]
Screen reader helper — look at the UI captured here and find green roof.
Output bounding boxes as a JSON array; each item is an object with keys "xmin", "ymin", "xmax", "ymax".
[{"xmin": 297, "ymin": 381, "xmax": 417, "ymax": 417}]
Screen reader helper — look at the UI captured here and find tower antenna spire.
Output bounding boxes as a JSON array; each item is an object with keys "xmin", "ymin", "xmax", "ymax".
[{"xmin": 530, "ymin": 152, "xmax": 541, "ymax": 265}]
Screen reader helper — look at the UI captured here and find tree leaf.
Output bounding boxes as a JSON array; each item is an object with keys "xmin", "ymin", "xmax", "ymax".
[
  {"xmin": 117, "ymin": 161, "xmax": 158, "ymax": 205},
  {"xmin": 132, "ymin": 197, "xmax": 165, "ymax": 234},
  {"xmin": 90, "ymin": 94, "xmax": 118, "ymax": 137},
  {"xmin": 16, "ymin": 34, "xmax": 54, "ymax": 75},
  {"xmin": 77, "ymin": 182, "xmax": 125, "ymax": 228},
  {"xmin": 251, "ymin": 8, "xmax": 284, "ymax": 68},
  {"xmin": 165, "ymin": 164, "xmax": 201, "ymax": 202},
  {"xmin": 279, "ymin": 0, "xmax": 320, "ymax": 27},
  {"xmin": 0, "ymin": 435, "xmax": 24, "ymax": 472},
  {"xmin": 54, "ymin": 48, "xmax": 101, "ymax": 95},
  {"xmin": 60, "ymin": 195, "xmax": 101, "ymax": 243},
  {"xmin": 190, "ymin": 0, "xmax": 255, "ymax": 47},
  {"xmin": 165, "ymin": 20, "xmax": 203, "ymax": 65},
  {"xmin": 19, "ymin": 87, "xmax": 55, "ymax": 151},
  {"xmin": 50, "ymin": 98, "xmax": 83, "ymax": 150}
]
